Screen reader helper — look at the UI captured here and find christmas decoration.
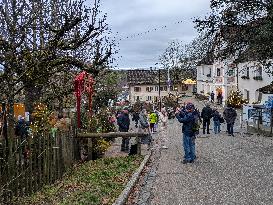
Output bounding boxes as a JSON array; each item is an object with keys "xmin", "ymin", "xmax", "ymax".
[
  {"xmin": 74, "ymin": 71, "xmax": 95, "ymax": 128},
  {"xmin": 227, "ymin": 90, "xmax": 248, "ymax": 108},
  {"xmin": 31, "ymin": 103, "xmax": 52, "ymax": 133}
]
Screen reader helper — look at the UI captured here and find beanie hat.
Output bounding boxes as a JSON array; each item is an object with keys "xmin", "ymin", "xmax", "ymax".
[{"xmin": 186, "ymin": 103, "xmax": 195, "ymax": 110}]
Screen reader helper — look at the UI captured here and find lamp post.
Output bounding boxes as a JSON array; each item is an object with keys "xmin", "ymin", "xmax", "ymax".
[
  {"xmin": 155, "ymin": 63, "xmax": 162, "ymax": 111},
  {"xmin": 174, "ymin": 87, "xmax": 179, "ymax": 104}
]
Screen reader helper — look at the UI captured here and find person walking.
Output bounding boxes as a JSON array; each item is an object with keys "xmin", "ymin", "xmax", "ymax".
[
  {"xmin": 139, "ymin": 109, "xmax": 152, "ymax": 148},
  {"xmin": 132, "ymin": 111, "xmax": 140, "ymax": 128},
  {"xmin": 217, "ymin": 92, "xmax": 223, "ymax": 105},
  {"xmin": 212, "ymin": 109, "xmax": 221, "ymax": 134},
  {"xmin": 201, "ymin": 103, "xmax": 213, "ymax": 134},
  {"xmin": 175, "ymin": 103, "xmax": 196, "ymax": 164},
  {"xmin": 117, "ymin": 108, "xmax": 130, "ymax": 152},
  {"xmin": 210, "ymin": 91, "xmax": 215, "ymax": 103},
  {"xmin": 223, "ymin": 104, "xmax": 237, "ymax": 137},
  {"xmin": 160, "ymin": 109, "xmax": 169, "ymax": 149},
  {"xmin": 149, "ymin": 110, "xmax": 158, "ymax": 133}
]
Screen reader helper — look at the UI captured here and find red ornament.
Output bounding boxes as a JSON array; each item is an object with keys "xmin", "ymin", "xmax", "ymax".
[{"xmin": 74, "ymin": 71, "xmax": 95, "ymax": 128}]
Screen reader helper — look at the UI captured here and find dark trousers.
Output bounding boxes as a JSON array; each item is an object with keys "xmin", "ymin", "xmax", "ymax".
[
  {"xmin": 121, "ymin": 137, "xmax": 130, "ymax": 151},
  {"xmin": 227, "ymin": 123, "xmax": 234, "ymax": 135},
  {"xmin": 203, "ymin": 120, "xmax": 210, "ymax": 134},
  {"xmin": 150, "ymin": 123, "xmax": 155, "ymax": 132}
]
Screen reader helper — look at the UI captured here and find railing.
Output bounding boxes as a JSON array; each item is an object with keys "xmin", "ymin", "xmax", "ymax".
[{"xmin": 76, "ymin": 132, "xmax": 149, "ymax": 156}]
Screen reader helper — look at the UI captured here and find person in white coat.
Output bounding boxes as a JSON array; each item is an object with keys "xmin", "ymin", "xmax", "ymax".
[{"xmin": 160, "ymin": 108, "xmax": 168, "ymax": 149}]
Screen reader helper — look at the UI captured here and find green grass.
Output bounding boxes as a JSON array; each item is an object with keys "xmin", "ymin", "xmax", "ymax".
[{"xmin": 12, "ymin": 155, "xmax": 144, "ymax": 205}]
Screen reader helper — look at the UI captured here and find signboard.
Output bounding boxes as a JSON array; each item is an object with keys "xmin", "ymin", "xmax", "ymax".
[
  {"xmin": 263, "ymin": 96, "xmax": 273, "ymax": 126},
  {"xmin": 227, "ymin": 77, "xmax": 235, "ymax": 84},
  {"xmin": 215, "ymin": 77, "xmax": 223, "ymax": 84},
  {"xmin": 242, "ymin": 105, "xmax": 255, "ymax": 123}
]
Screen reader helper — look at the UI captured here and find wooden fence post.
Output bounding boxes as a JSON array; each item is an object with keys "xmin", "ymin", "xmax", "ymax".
[{"xmin": 88, "ymin": 139, "xmax": 93, "ymax": 160}]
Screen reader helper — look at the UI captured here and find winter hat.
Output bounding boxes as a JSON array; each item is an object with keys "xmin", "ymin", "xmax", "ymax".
[{"xmin": 186, "ymin": 103, "xmax": 195, "ymax": 110}]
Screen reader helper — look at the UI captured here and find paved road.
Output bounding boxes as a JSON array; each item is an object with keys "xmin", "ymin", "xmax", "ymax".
[{"xmin": 133, "ymin": 99, "xmax": 273, "ymax": 205}]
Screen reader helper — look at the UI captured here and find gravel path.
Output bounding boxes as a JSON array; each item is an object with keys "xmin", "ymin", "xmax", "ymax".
[{"xmin": 131, "ymin": 98, "xmax": 273, "ymax": 205}]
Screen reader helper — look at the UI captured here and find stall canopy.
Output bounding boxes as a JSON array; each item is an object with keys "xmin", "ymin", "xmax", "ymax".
[{"xmin": 182, "ymin": 79, "xmax": 196, "ymax": 85}]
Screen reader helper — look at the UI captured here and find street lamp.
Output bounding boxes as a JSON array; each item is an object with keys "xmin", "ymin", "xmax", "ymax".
[
  {"xmin": 155, "ymin": 63, "xmax": 162, "ymax": 111},
  {"xmin": 174, "ymin": 87, "xmax": 179, "ymax": 104}
]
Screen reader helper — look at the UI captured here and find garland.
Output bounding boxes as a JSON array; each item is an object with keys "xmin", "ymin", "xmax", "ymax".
[{"xmin": 74, "ymin": 71, "xmax": 95, "ymax": 128}]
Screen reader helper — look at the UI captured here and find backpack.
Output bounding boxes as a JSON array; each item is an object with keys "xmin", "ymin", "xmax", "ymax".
[{"xmin": 192, "ymin": 111, "xmax": 201, "ymax": 135}]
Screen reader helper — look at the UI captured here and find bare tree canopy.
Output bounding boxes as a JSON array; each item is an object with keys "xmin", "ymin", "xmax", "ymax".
[
  {"xmin": 159, "ymin": 33, "xmax": 214, "ymax": 80},
  {"xmin": 0, "ymin": 0, "xmax": 116, "ymax": 109},
  {"xmin": 195, "ymin": 0, "xmax": 273, "ymax": 64}
]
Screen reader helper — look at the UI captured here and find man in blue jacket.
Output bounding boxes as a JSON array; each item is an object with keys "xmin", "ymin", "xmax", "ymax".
[
  {"xmin": 117, "ymin": 108, "xmax": 130, "ymax": 152},
  {"xmin": 175, "ymin": 103, "xmax": 196, "ymax": 164}
]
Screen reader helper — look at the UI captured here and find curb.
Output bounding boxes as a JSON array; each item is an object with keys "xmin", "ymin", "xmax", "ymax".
[{"xmin": 113, "ymin": 152, "xmax": 152, "ymax": 205}]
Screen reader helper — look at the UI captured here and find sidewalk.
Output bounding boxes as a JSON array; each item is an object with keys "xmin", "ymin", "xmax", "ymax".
[{"xmin": 130, "ymin": 98, "xmax": 273, "ymax": 205}]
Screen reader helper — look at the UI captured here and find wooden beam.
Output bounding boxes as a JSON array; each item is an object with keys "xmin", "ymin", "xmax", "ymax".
[{"xmin": 76, "ymin": 132, "xmax": 149, "ymax": 138}]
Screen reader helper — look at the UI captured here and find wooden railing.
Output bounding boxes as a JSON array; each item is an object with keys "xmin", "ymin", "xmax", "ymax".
[{"xmin": 76, "ymin": 132, "xmax": 150, "ymax": 157}]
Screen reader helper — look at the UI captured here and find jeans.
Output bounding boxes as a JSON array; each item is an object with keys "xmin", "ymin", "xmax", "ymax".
[
  {"xmin": 183, "ymin": 134, "xmax": 195, "ymax": 161},
  {"xmin": 227, "ymin": 123, "xmax": 234, "ymax": 135},
  {"xmin": 214, "ymin": 120, "xmax": 220, "ymax": 134},
  {"xmin": 203, "ymin": 120, "xmax": 210, "ymax": 134}
]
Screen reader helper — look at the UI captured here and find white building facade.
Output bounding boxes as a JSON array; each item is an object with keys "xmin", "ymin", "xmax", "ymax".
[
  {"xmin": 129, "ymin": 84, "xmax": 186, "ymax": 104},
  {"xmin": 197, "ymin": 60, "xmax": 273, "ymax": 105},
  {"xmin": 237, "ymin": 61, "xmax": 273, "ymax": 104},
  {"xmin": 197, "ymin": 61, "xmax": 237, "ymax": 105}
]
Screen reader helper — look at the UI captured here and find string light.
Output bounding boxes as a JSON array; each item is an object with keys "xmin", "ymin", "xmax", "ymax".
[{"xmin": 118, "ymin": 20, "xmax": 187, "ymax": 41}]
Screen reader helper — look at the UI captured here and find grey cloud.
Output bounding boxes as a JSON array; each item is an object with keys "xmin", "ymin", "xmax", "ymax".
[{"xmin": 95, "ymin": 0, "xmax": 211, "ymax": 68}]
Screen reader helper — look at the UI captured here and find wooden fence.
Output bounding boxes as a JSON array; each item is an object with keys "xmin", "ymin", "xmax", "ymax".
[
  {"xmin": 0, "ymin": 130, "xmax": 149, "ymax": 204},
  {"xmin": 0, "ymin": 131, "xmax": 79, "ymax": 204}
]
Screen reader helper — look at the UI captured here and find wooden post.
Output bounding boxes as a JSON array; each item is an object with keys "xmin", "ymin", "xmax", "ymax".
[
  {"xmin": 136, "ymin": 137, "xmax": 141, "ymax": 155},
  {"xmin": 88, "ymin": 138, "xmax": 93, "ymax": 160}
]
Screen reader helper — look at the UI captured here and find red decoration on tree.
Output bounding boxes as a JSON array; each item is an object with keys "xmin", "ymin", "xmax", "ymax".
[{"xmin": 74, "ymin": 71, "xmax": 95, "ymax": 128}]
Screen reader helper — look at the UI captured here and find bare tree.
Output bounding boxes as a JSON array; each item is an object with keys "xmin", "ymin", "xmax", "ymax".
[{"xmin": 0, "ymin": 0, "xmax": 115, "ymax": 129}]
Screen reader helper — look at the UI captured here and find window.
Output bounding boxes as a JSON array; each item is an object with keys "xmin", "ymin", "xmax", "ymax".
[
  {"xmin": 155, "ymin": 86, "xmax": 159, "ymax": 91},
  {"xmin": 146, "ymin": 86, "xmax": 153, "ymax": 92},
  {"xmin": 209, "ymin": 68, "xmax": 212, "ymax": 75},
  {"xmin": 257, "ymin": 67, "xmax": 262, "ymax": 77},
  {"xmin": 246, "ymin": 90, "xmax": 249, "ymax": 102},
  {"xmin": 136, "ymin": 96, "xmax": 140, "ymax": 100},
  {"xmin": 170, "ymin": 86, "xmax": 174, "ymax": 91},
  {"xmin": 246, "ymin": 67, "xmax": 250, "ymax": 77},
  {"xmin": 134, "ymin": 87, "xmax": 141, "ymax": 92},
  {"xmin": 216, "ymin": 68, "xmax": 221, "ymax": 76},
  {"xmin": 228, "ymin": 69, "xmax": 235, "ymax": 76},
  {"xmin": 160, "ymin": 86, "xmax": 163, "ymax": 91},
  {"xmin": 147, "ymin": 96, "xmax": 152, "ymax": 101},
  {"xmin": 164, "ymin": 86, "xmax": 167, "ymax": 91}
]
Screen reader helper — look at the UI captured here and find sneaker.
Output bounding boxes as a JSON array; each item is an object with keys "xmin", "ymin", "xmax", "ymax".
[
  {"xmin": 189, "ymin": 160, "xmax": 194, "ymax": 163},
  {"xmin": 162, "ymin": 145, "xmax": 168, "ymax": 149},
  {"xmin": 182, "ymin": 159, "xmax": 192, "ymax": 164}
]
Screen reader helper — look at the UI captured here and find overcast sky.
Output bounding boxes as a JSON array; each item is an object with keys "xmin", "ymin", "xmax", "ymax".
[{"xmin": 99, "ymin": 0, "xmax": 211, "ymax": 69}]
